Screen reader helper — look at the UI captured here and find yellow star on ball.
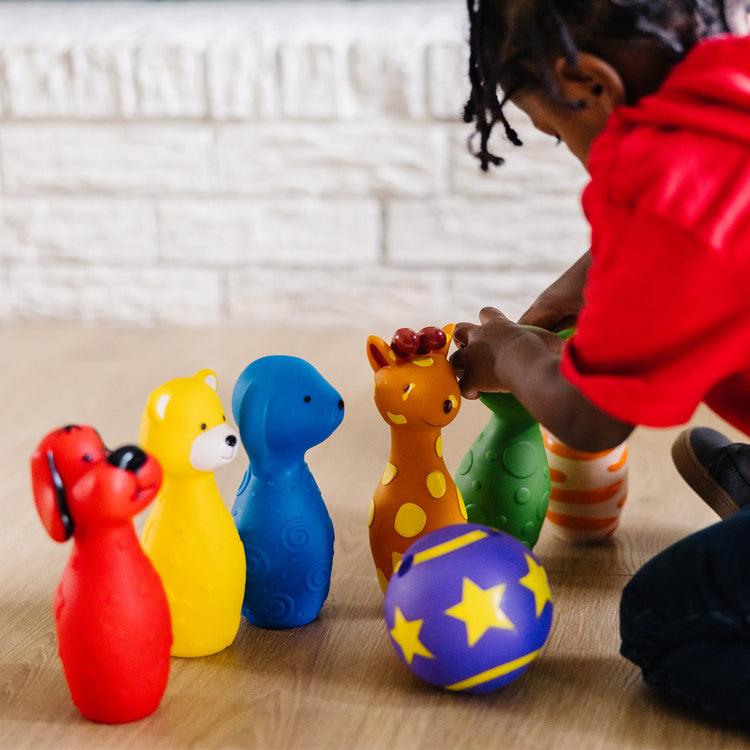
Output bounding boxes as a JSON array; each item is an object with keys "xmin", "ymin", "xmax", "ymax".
[
  {"xmin": 445, "ymin": 577, "xmax": 515, "ymax": 647},
  {"xmin": 390, "ymin": 607, "xmax": 435, "ymax": 665},
  {"xmin": 519, "ymin": 554, "xmax": 553, "ymax": 617}
]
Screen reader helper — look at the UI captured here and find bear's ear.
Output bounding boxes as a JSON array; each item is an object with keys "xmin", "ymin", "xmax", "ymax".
[
  {"xmin": 195, "ymin": 369, "xmax": 218, "ymax": 392},
  {"xmin": 367, "ymin": 336, "xmax": 393, "ymax": 373},
  {"xmin": 155, "ymin": 393, "xmax": 171, "ymax": 419}
]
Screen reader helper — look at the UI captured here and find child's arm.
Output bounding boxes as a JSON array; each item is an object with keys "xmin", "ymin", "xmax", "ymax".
[
  {"xmin": 451, "ymin": 307, "xmax": 633, "ymax": 452},
  {"xmin": 517, "ymin": 250, "xmax": 591, "ymax": 332}
]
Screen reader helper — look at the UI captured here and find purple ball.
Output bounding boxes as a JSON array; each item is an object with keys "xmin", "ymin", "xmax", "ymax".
[{"xmin": 384, "ymin": 523, "xmax": 553, "ymax": 692}]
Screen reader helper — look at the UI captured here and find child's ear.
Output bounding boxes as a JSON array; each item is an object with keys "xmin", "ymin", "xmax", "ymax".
[{"xmin": 555, "ymin": 53, "xmax": 625, "ymax": 116}]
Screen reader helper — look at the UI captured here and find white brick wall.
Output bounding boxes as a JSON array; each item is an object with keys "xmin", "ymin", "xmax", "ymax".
[{"xmin": 0, "ymin": 0, "xmax": 589, "ymax": 329}]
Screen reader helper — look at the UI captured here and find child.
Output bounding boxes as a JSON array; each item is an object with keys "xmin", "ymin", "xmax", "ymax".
[{"xmin": 452, "ymin": 0, "xmax": 750, "ymax": 724}]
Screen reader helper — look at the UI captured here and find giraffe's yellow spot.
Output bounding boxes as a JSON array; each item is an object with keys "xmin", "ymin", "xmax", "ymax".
[
  {"xmin": 458, "ymin": 487, "xmax": 468, "ymax": 519},
  {"xmin": 392, "ymin": 551, "xmax": 403, "ymax": 573},
  {"xmin": 435, "ymin": 435, "xmax": 443, "ymax": 458},
  {"xmin": 402, "ymin": 383, "xmax": 416, "ymax": 401},
  {"xmin": 413, "ymin": 357, "xmax": 434, "ymax": 367},
  {"xmin": 394, "ymin": 503, "xmax": 427, "ymax": 538},
  {"xmin": 387, "ymin": 411, "xmax": 407, "ymax": 425},
  {"xmin": 427, "ymin": 471, "xmax": 447, "ymax": 499},
  {"xmin": 368, "ymin": 498, "xmax": 375, "ymax": 527},
  {"xmin": 388, "ymin": 349, "xmax": 397, "ymax": 363},
  {"xmin": 448, "ymin": 394, "xmax": 459, "ymax": 409},
  {"xmin": 381, "ymin": 462, "xmax": 397, "ymax": 486}
]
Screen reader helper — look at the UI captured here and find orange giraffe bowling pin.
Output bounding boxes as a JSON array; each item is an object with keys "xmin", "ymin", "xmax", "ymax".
[
  {"xmin": 367, "ymin": 325, "xmax": 468, "ymax": 592},
  {"xmin": 542, "ymin": 430, "xmax": 629, "ymax": 543}
]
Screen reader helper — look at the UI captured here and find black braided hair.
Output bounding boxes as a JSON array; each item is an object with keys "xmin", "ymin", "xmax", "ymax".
[{"xmin": 464, "ymin": 0, "xmax": 745, "ymax": 170}]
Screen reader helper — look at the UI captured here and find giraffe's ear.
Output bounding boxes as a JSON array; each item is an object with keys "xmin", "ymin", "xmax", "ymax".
[
  {"xmin": 367, "ymin": 335, "xmax": 393, "ymax": 373},
  {"xmin": 440, "ymin": 324, "xmax": 456, "ymax": 355}
]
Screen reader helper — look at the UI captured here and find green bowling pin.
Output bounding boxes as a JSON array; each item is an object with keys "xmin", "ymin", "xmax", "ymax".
[{"xmin": 456, "ymin": 391, "xmax": 550, "ymax": 548}]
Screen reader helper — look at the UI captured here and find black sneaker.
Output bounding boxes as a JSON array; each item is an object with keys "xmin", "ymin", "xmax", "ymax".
[{"xmin": 671, "ymin": 427, "xmax": 750, "ymax": 519}]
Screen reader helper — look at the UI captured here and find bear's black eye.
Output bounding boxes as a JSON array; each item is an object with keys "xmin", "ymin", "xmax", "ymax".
[
  {"xmin": 201, "ymin": 423, "xmax": 207, "ymax": 431},
  {"xmin": 304, "ymin": 396, "xmax": 311, "ymax": 403}
]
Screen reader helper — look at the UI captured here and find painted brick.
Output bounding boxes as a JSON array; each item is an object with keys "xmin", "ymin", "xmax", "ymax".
[
  {"xmin": 135, "ymin": 43, "xmax": 207, "ymax": 119},
  {"xmin": 206, "ymin": 40, "xmax": 280, "ymax": 121},
  {"xmin": 9, "ymin": 265, "xmax": 224, "ymax": 325},
  {"xmin": 427, "ymin": 42, "xmax": 469, "ymax": 121},
  {"xmin": 279, "ymin": 42, "xmax": 343, "ymax": 120},
  {"xmin": 4, "ymin": 45, "xmax": 74, "ymax": 118},
  {"xmin": 0, "ymin": 197, "xmax": 157, "ymax": 265},
  {"xmin": 449, "ymin": 269, "xmax": 581, "ymax": 324},
  {"xmin": 343, "ymin": 41, "xmax": 426, "ymax": 119},
  {"xmin": 0, "ymin": 124, "xmax": 219, "ymax": 194},
  {"xmin": 387, "ymin": 195, "xmax": 589, "ymax": 270},
  {"xmin": 217, "ymin": 123, "xmax": 449, "ymax": 198},
  {"xmin": 69, "ymin": 43, "xmax": 137, "ymax": 119},
  {"xmin": 227, "ymin": 267, "xmax": 455, "ymax": 330},
  {"xmin": 157, "ymin": 198, "xmax": 380, "ymax": 268}
]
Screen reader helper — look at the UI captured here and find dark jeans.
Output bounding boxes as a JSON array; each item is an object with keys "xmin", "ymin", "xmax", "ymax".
[{"xmin": 620, "ymin": 504, "xmax": 750, "ymax": 724}]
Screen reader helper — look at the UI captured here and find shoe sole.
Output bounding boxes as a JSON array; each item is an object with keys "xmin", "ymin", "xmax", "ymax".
[{"xmin": 671, "ymin": 430, "xmax": 740, "ymax": 519}]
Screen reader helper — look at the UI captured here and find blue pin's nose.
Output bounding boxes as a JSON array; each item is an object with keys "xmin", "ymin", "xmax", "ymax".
[{"xmin": 338, "ymin": 400, "xmax": 344, "ymax": 411}]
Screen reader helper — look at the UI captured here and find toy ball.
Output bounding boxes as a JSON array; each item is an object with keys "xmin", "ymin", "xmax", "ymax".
[{"xmin": 384, "ymin": 523, "xmax": 553, "ymax": 692}]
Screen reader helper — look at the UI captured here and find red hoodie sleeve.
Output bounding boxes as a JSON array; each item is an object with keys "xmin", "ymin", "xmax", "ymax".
[{"xmin": 560, "ymin": 202, "xmax": 750, "ymax": 428}]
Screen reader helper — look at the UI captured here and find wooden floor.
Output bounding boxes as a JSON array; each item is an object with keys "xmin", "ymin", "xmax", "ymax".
[{"xmin": 2, "ymin": 323, "xmax": 750, "ymax": 749}]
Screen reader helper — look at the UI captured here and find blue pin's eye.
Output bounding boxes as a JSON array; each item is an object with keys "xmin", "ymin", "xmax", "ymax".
[{"xmin": 304, "ymin": 396, "xmax": 311, "ymax": 403}]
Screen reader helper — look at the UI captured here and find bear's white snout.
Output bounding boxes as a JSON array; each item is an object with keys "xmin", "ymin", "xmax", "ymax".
[{"xmin": 190, "ymin": 423, "xmax": 240, "ymax": 471}]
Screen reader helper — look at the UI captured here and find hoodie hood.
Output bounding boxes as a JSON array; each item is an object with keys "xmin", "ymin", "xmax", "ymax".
[
  {"xmin": 585, "ymin": 34, "xmax": 750, "ymax": 245},
  {"xmin": 616, "ymin": 35, "xmax": 750, "ymax": 148}
]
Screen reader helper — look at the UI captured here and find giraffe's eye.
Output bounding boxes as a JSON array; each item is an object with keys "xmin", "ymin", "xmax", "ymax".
[{"xmin": 201, "ymin": 423, "xmax": 207, "ymax": 431}]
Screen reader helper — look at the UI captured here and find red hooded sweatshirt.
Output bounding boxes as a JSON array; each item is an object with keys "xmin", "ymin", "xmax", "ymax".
[{"xmin": 560, "ymin": 35, "xmax": 750, "ymax": 435}]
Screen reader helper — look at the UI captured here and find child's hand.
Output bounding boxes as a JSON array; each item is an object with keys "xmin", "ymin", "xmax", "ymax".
[{"xmin": 451, "ymin": 307, "xmax": 563, "ymax": 399}]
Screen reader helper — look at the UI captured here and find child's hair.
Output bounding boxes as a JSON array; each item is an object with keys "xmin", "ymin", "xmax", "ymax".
[{"xmin": 464, "ymin": 0, "xmax": 747, "ymax": 170}]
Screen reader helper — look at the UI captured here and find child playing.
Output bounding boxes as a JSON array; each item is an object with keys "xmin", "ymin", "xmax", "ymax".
[{"xmin": 452, "ymin": 0, "xmax": 750, "ymax": 724}]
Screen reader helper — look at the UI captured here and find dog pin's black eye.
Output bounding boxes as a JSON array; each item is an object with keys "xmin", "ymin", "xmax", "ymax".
[
  {"xmin": 304, "ymin": 396, "xmax": 311, "ymax": 403},
  {"xmin": 201, "ymin": 423, "xmax": 207, "ymax": 431}
]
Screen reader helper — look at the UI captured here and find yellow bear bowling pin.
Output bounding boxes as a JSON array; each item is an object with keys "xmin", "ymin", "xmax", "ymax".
[{"xmin": 139, "ymin": 369, "xmax": 246, "ymax": 657}]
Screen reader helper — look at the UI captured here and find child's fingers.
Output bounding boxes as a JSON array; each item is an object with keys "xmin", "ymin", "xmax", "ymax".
[
  {"xmin": 451, "ymin": 322, "xmax": 473, "ymax": 349},
  {"xmin": 478, "ymin": 306, "xmax": 507, "ymax": 325}
]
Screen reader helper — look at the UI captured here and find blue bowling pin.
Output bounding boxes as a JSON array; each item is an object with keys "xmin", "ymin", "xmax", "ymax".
[{"xmin": 231, "ymin": 356, "xmax": 344, "ymax": 629}]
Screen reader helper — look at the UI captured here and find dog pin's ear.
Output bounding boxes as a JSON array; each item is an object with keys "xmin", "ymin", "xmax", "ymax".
[
  {"xmin": 30, "ymin": 445, "xmax": 75, "ymax": 542},
  {"xmin": 47, "ymin": 452, "xmax": 75, "ymax": 540}
]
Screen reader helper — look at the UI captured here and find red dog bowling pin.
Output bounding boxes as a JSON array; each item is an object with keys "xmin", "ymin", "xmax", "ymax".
[{"xmin": 30, "ymin": 425, "xmax": 172, "ymax": 724}]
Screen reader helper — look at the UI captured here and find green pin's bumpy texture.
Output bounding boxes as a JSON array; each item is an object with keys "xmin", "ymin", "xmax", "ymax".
[{"xmin": 456, "ymin": 392, "xmax": 551, "ymax": 548}]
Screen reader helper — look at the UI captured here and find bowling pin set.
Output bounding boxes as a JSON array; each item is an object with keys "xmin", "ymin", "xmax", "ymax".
[{"xmin": 31, "ymin": 326, "xmax": 626, "ymax": 722}]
